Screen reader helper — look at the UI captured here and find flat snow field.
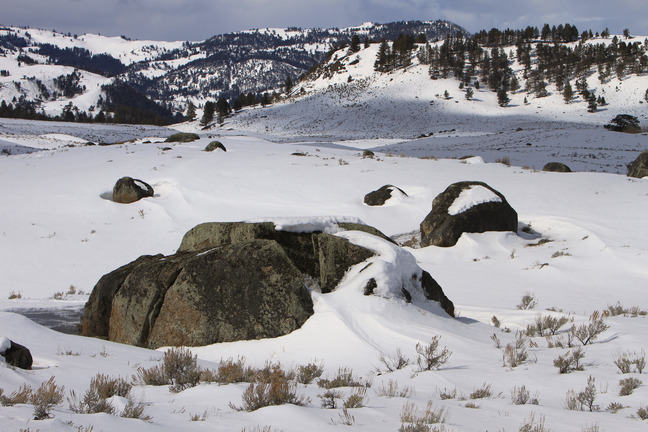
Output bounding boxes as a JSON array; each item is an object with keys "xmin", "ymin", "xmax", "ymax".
[{"xmin": 0, "ymin": 118, "xmax": 647, "ymax": 431}]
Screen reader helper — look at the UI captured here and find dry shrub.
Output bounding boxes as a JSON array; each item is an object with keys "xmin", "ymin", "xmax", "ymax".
[
  {"xmin": 399, "ymin": 400, "xmax": 448, "ymax": 431},
  {"xmin": 378, "ymin": 380, "xmax": 413, "ymax": 398},
  {"xmin": 232, "ymin": 378, "xmax": 308, "ymax": 411},
  {"xmin": 378, "ymin": 348, "xmax": 410, "ymax": 373},
  {"xmin": 31, "ymin": 377, "xmax": 64, "ymax": 420},
  {"xmin": 210, "ymin": 356, "xmax": 256, "ymax": 384},
  {"xmin": 571, "ymin": 311, "xmax": 608, "ymax": 346},
  {"xmin": 526, "ymin": 315, "xmax": 570, "ymax": 337},
  {"xmin": 553, "ymin": 347, "xmax": 585, "ymax": 374},
  {"xmin": 565, "ymin": 376, "xmax": 598, "ymax": 412},
  {"xmin": 519, "ymin": 412, "xmax": 549, "ymax": 432},
  {"xmin": 469, "ymin": 383, "xmax": 492, "ymax": 399},
  {"xmin": 318, "ymin": 389, "xmax": 342, "ymax": 409},
  {"xmin": 437, "ymin": 388, "xmax": 456, "ymax": 400},
  {"xmin": 517, "ymin": 292, "xmax": 537, "ymax": 310},
  {"xmin": 1, "ymin": 384, "xmax": 32, "ymax": 406},
  {"xmin": 318, "ymin": 367, "xmax": 366, "ymax": 389},
  {"xmin": 606, "ymin": 402, "xmax": 625, "ymax": 413},
  {"xmin": 503, "ymin": 331, "xmax": 528, "ymax": 368},
  {"xmin": 120, "ymin": 397, "xmax": 151, "ymax": 421},
  {"xmin": 295, "ymin": 362, "xmax": 324, "ymax": 384},
  {"xmin": 416, "ymin": 336, "xmax": 451, "ymax": 371},
  {"xmin": 618, "ymin": 377, "xmax": 642, "ymax": 396},
  {"xmin": 134, "ymin": 347, "xmax": 201, "ymax": 393},
  {"xmin": 343, "ymin": 387, "xmax": 367, "ymax": 408},
  {"xmin": 606, "ymin": 302, "xmax": 647, "ymax": 317},
  {"xmin": 613, "ymin": 349, "xmax": 645, "ymax": 374},
  {"xmin": 637, "ymin": 406, "xmax": 648, "ymax": 420},
  {"xmin": 511, "ymin": 385, "xmax": 539, "ymax": 405}
]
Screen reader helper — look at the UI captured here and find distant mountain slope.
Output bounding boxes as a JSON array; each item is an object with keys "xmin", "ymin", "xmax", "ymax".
[
  {"xmin": 223, "ymin": 32, "xmax": 648, "ymax": 140},
  {"xmin": 0, "ymin": 21, "xmax": 467, "ymax": 119}
]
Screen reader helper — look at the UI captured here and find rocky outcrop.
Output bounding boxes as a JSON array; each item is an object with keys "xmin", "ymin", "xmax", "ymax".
[
  {"xmin": 420, "ymin": 181, "xmax": 518, "ymax": 247},
  {"xmin": 112, "ymin": 177, "xmax": 154, "ymax": 204},
  {"xmin": 628, "ymin": 150, "xmax": 648, "ymax": 179},
  {"xmin": 82, "ymin": 222, "xmax": 382, "ymax": 348},
  {"xmin": 364, "ymin": 185, "xmax": 408, "ymax": 206},
  {"xmin": 543, "ymin": 162, "xmax": 572, "ymax": 173},
  {"xmin": 0, "ymin": 339, "xmax": 33, "ymax": 370}
]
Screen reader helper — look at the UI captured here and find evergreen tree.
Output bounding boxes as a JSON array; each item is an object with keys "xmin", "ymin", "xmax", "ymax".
[
  {"xmin": 185, "ymin": 101, "xmax": 196, "ymax": 121},
  {"xmin": 465, "ymin": 87, "xmax": 474, "ymax": 100},
  {"xmin": 216, "ymin": 97, "xmax": 231, "ymax": 117},
  {"xmin": 349, "ymin": 35, "xmax": 361, "ymax": 53},
  {"xmin": 587, "ymin": 94, "xmax": 598, "ymax": 112},
  {"xmin": 284, "ymin": 76, "xmax": 293, "ymax": 94},
  {"xmin": 444, "ymin": 90, "xmax": 450, "ymax": 99},
  {"xmin": 260, "ymin": 92, "xmax": 270, "ymax": 107},
  {"xmin": 563, "ymin": 81, "xmax": 574, "ymax": 103},
  {"xmin": 200, "ymin": 101, "xmax": 215, "ymax": 126},
  {"xmin": 374, "ymin": 39, "xmax": 390, "ymax": 72},
  {"xmin": 497, "ymin": 88, "xmax": 510, "ymax": 106}
]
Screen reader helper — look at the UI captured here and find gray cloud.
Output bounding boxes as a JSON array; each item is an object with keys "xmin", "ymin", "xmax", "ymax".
[{"xmin": 2, "ymin": 0, "xmax": 646, "ymax": 41}]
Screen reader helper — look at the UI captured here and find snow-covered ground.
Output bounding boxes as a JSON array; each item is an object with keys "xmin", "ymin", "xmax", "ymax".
[{"xmin": 1, "ymin": 111, "xmax": 647, "ymax": 431}]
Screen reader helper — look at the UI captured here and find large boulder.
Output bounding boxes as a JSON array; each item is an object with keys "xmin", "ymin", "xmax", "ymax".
[
  {"xmin": 0, "ymin": 338, "xmax": 33, "ymax": 370},
  {"xmin": 112, "ymin": 177, "xmax": 154, "ymax": 204},
  {"xmin": 543, "ymin": 162, "xmax": 572, "ymax": 173},
  {"xmin": 628, "ymin": 150, "xmax": 648, "ymax": 179},
  {"xmin": 420, "ymin": 181, "xmax": 518, "ymax": 247},
  {"xmin": 364, "ymin": 185, "xmax": 408, "ymax": 206},
  {"xmin": 82, "ymin": 222, "xmax": 382, "ymax": 348}
]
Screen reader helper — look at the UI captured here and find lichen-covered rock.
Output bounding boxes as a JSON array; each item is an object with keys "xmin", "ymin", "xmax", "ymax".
[
  {"xmin": 627, "ymin": 150, "xmax": 648, "ymax": 179},
  {"xmin": 543, "ymin": 162, "xmax": 572, "ymax": 172},
  {"xmin": 112, "ymin": 177, "xmax": 154, "ymax": 204},
  {"xmin": 148, "ymin": 240, "xmax": 312, "ymax": 347},
  {"xmin": 420, "ymin": 181, "xmax": 518, "ymax": 247},
  {"xmin": 363, "ymin": 185, "xmax": 408, "ymax": 206}
]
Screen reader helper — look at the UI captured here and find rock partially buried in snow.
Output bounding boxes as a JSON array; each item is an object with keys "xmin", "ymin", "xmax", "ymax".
[
  {"xmin": 0, "ymin": 338, "xmax": 33, "ymax": 369},
  {"xmin": 420, "ymin": 181, "xmax": 518, "ymax": 247},
  {"xmin": 364, "ymin": 185, "xmax": 408, "ymax": 206},
  {"xmin": 204, "ymin": 140, "xmax": 226, "ymax": 152},
  {"xmin": 112, "ymin": 177, "xmax": 154, "ymax": 204},
  {"xmin": 82, "ymin": 219, "xmax": 454, "ymax": 348},
  {"xmin": 543, "ymin": 162, "xmax": 572, "ymax": 173},
  {"xmin": 627, "ymin": 150, "xmax": 648, "ymax": 179}
]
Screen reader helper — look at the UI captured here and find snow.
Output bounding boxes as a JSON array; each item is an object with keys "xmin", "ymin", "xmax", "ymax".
[
  {"xmin": 0, "ymin": 336, "xmax": 11, "ymax": 354},
  {"xmin": 2, "ymin": 36, "xmax": 648, "ymax": 432},
  {"xmin": 447, "ymin": 185, "xmax": 503, "ymax": 215}
]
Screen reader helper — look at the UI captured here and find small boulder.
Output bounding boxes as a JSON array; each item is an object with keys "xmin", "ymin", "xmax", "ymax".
[
  {"xmin": 0, "ymin": 338, "xmax": 33, "ymax": 370},
  {"xmin": 628, "ymin": 150, "xmax": 648, "ymax": 178},
  {"xmin": 420, "ymin": 181, "xmax": 518, "ymax": 247},
  {"xmin": 205, "ymin": 141, "xmax": 226, "ymax": 152},
  {"xmin": 165, "ymin": 132, "xmax": 200, "ymax": 143},
  {"xmin": 364, "ymin": 185, "xmax": 408, "ymax": 206},
  {"xmin": 543, "ymin": 162, "xmax": 572, "ymax": 173},
  {"xmin": 112, "ymin": 177, "xmax": 154, "ymax": 204}
]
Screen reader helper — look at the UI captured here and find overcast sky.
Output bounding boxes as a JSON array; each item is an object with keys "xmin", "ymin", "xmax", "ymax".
[{"xmin": 2, "ymin": 0, "xmax": 647, "ymax": 41}]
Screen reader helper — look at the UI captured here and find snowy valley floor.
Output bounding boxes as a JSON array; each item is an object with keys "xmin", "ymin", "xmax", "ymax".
[{"xmin": 1, "ymin": 118, "xmax": 648, "ymax": 431}]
